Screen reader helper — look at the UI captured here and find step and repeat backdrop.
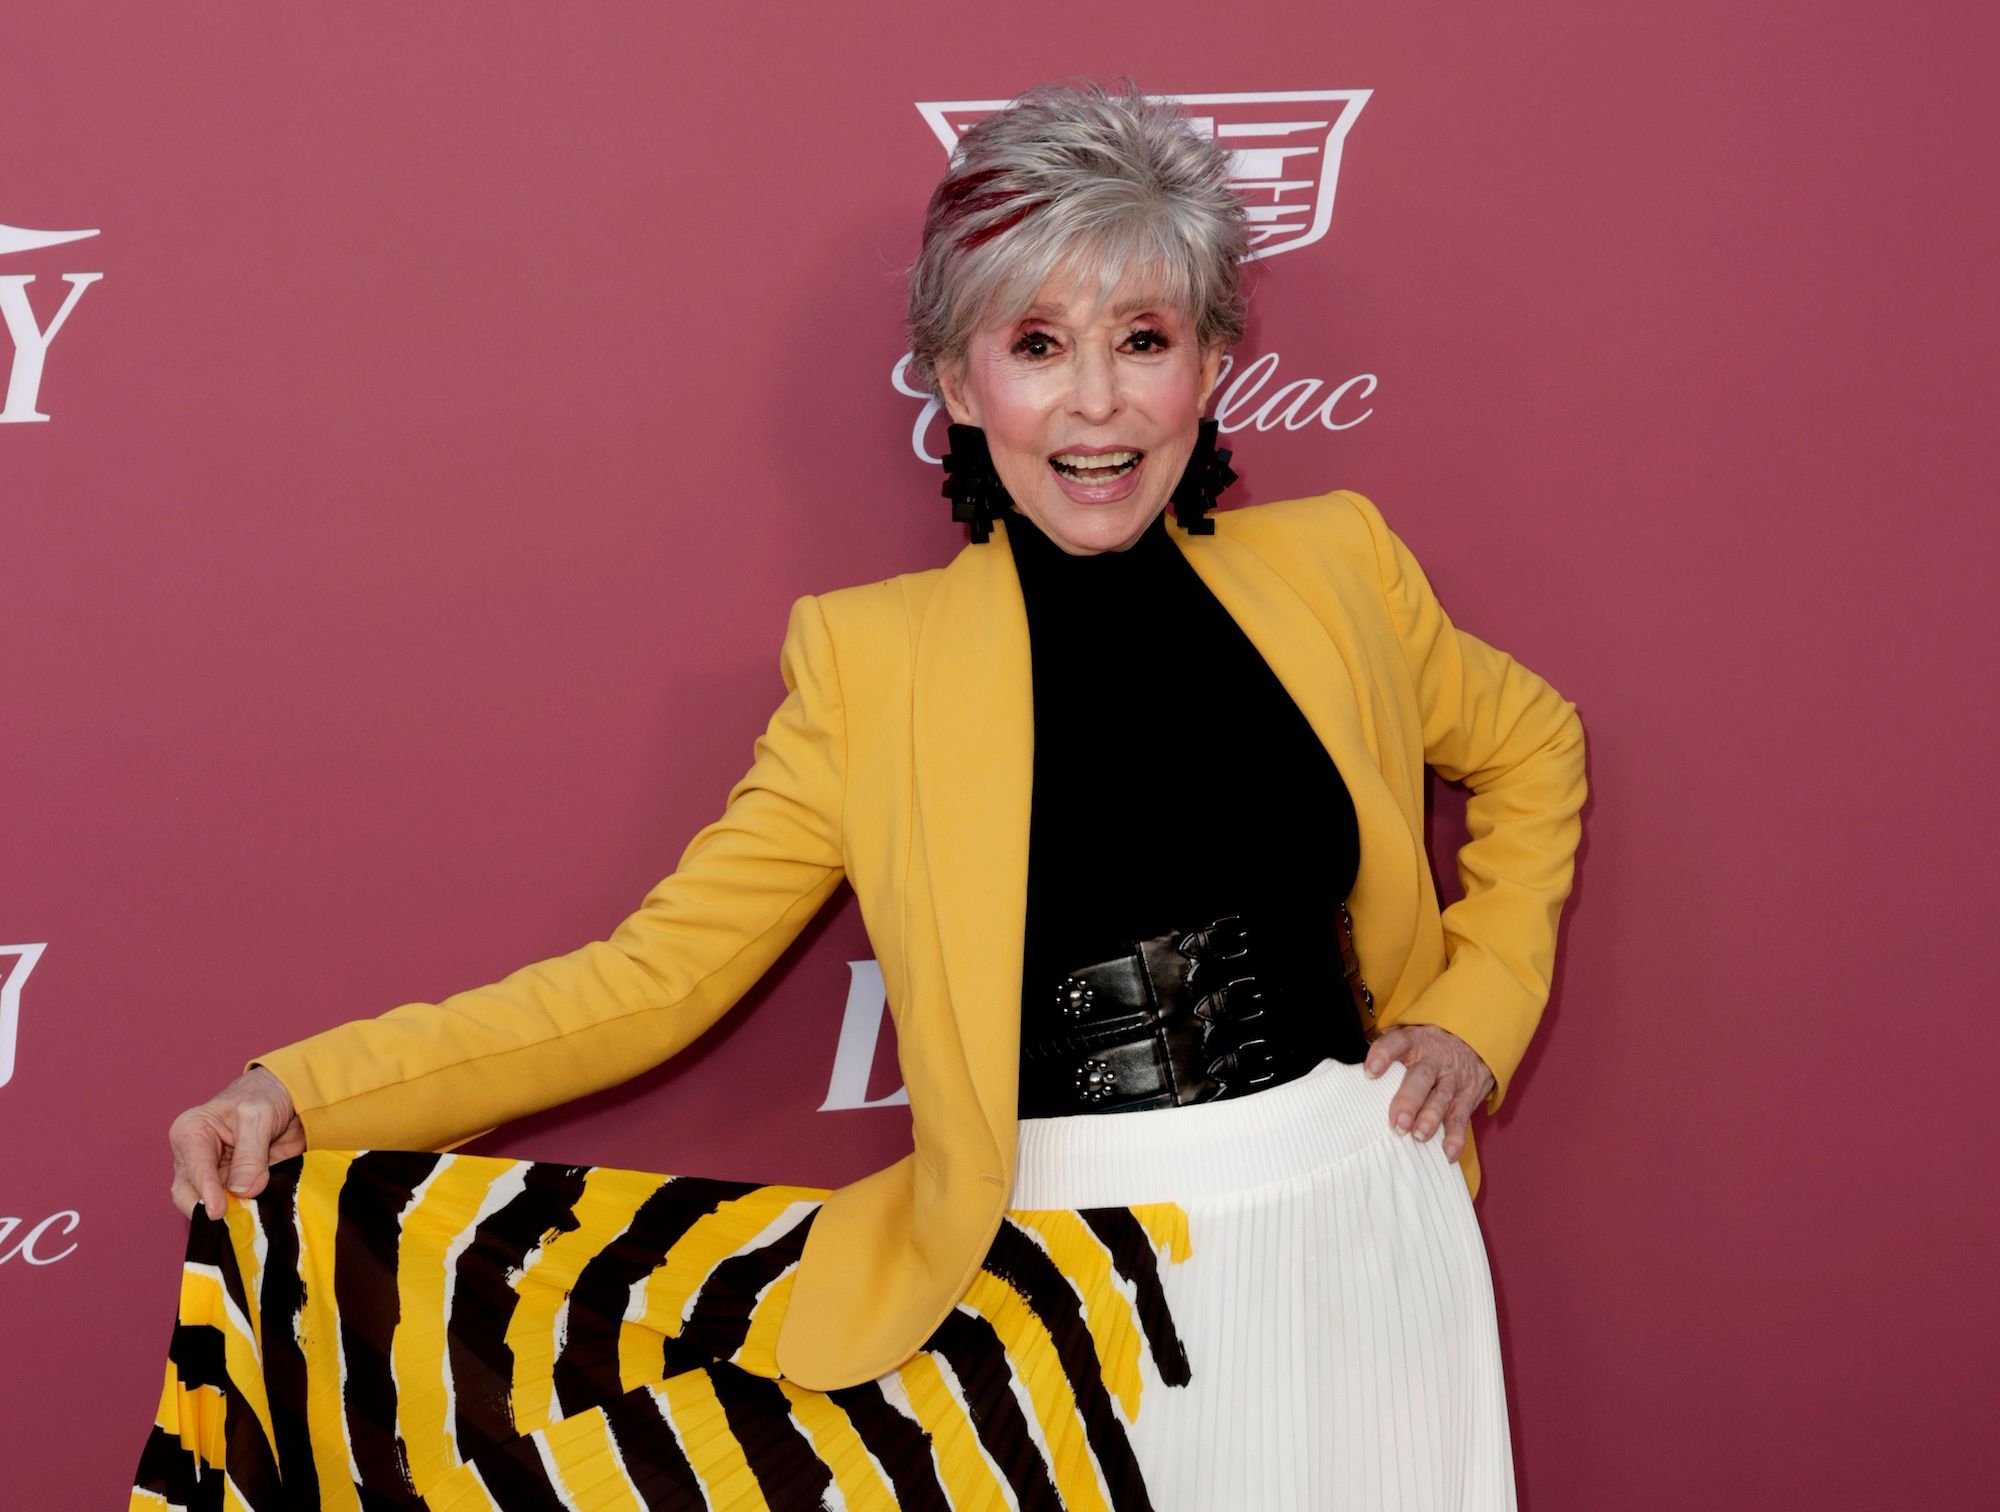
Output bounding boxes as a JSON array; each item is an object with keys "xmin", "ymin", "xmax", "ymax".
[{"xmin": 5, "ymin": 3, "xmax": 1994, "ymax": 1507}]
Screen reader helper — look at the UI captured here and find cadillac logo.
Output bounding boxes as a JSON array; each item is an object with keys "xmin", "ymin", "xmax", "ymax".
[
  {"xmin": 915, "ymin": 89, "xmax": 1372, "ymax": 262},
  {"xmin": 894, "ymin": 90, "xmax": 1380, "ymax": 461}
]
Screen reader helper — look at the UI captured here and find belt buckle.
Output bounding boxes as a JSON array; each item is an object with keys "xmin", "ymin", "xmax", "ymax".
[
  {"xmin": 1193, "ymin": 980, "xmax": 1266, "ymax": 1025},
  {"xmin": 1178, "ymin": 913, "xmax": 1252, "ymax": 962},
  {"xmin": 1234, "ymin": 1036, "xmax": 1278, "ymax": 1087},
  {"xmin": 1178, "ymin": 913, "xmax": 1253, "ymax": 997}
]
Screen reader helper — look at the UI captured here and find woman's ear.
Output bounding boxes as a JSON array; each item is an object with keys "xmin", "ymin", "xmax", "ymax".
[
  {"xmin": 936, "ymin": 359, "xmax": 976, "ymax": 426},
  {"xmin": 1196, "ymin": 344, "xmax": 1226, "ymax": 414}
]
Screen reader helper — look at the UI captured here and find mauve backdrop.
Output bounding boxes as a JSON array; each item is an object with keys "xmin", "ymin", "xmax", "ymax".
[{"xmin": 4, "ymin": 3, "xmax": 1996, "ymax": 1507}]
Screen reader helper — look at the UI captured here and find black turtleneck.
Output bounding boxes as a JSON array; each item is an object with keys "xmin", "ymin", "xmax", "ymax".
[{"xmin": 1005, "ymin": 504, "xmax": 1369, "ymax": 1091}]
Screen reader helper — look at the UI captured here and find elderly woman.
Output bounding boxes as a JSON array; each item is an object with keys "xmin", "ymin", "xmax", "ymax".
[{"xmin": 141, "ymin": 82, "xmax": 1584, "ymax": 1511}]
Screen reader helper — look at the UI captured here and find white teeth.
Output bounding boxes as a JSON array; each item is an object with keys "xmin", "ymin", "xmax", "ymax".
[{"xmin": 1051, "ymin": 450, "xmax": 1139, "ymax": 469}]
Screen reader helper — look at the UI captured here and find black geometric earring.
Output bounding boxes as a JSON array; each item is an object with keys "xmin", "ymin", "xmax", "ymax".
[
  {"xmin": 940, "ymin": 424, "xmax": 1013, "ymax": 543},
  {"xmin": 1169, "ymin": 417, "xmax": 1237, "ymax": 535}
]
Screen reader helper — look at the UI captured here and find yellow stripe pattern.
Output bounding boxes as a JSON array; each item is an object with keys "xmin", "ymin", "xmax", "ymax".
[{"xmin": 133, "ymin": 1150, "xmax": 1194, "ymax": 1511}]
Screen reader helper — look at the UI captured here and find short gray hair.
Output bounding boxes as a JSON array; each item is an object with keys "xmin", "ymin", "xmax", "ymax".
[{"xmin": 905, "ymin": 79, "xmax": 1249, "ymax": 397}]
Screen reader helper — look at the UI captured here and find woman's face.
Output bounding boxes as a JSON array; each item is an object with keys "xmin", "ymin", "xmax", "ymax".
[{"xmin": 938, "ymin": 266, "xmax": 1224, "ymax": 555}]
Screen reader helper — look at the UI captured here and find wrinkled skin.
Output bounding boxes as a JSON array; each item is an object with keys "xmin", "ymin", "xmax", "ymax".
[
  {"xmin": 1364, "ymin": 1023, "xmax": 1497, "ymax": 1161},
  {"xmin": 167, "ymin": 1065, "xmax": 301, "ymax": 1220}
]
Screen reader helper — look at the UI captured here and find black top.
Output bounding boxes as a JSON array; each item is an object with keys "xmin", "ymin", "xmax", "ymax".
[{"xmin": 1006, "ymin": 505, "xmax": 1370, "ymax": 1082}]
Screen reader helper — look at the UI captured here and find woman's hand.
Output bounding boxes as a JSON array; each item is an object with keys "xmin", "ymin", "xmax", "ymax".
[
  {"xmin": 1363, "ymin": 1024, "xmax": 1495, "ymax": 1162},
  {"xmin": 168, "ymin": 1067, "xmax": 304, "ymax": 1221}
]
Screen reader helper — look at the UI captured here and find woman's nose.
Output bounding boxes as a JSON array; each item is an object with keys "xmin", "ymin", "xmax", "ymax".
[{"xmin": 1067, "ymin": 346, "xmax": 1121, "ymax": 424}]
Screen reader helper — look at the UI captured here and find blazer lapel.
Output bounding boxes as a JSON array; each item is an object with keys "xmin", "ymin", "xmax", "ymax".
[
  {"xmin": 911, "ymin": 521, "xmax": 1035, "ymax": 1146},
  {"xmin": 1170, "ymin": 517, "xmax": 1424, "ymax": 1008}
]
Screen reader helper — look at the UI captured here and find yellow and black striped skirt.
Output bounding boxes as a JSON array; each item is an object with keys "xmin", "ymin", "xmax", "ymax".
[{"xmin": 131, "ymin": 1149, "xmax": 1194, "ymax": 1511}]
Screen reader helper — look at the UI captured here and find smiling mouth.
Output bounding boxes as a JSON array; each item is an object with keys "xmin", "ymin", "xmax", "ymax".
[{"xmin": 1049, "ymin": 449, "xmax": 1143, "ymax": 482}]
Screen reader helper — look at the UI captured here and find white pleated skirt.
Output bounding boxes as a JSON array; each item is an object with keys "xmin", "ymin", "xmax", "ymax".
[{"xmin": 1012, "ymin": 1058, "xmax": 1518, "ymax": 1512}]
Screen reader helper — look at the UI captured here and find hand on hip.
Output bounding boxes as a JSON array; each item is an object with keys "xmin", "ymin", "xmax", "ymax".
[{"xmin": 1363, "ymin": 1024, "xmax": 1495, "ymax": 1162}]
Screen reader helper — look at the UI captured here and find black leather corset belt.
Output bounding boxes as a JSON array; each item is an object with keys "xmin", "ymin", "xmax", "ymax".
[{"xmin": 1018, "ymin": 907, "xmax": 1378, "ymax": 1118}]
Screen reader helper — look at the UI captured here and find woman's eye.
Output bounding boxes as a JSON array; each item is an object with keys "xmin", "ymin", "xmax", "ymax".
[
  {"xmin": 1126, "ymin": 328, "xmax": 1169, "ymax": 353},
  {"xmin": 1013, "ymin": 331, "xmax": 1056, "ymax": 359}
]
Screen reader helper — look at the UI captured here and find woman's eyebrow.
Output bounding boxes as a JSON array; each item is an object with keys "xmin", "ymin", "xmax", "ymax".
[{"xmin": 1017, "ymin": 296, "xmax": 1169, "ymax": 321}]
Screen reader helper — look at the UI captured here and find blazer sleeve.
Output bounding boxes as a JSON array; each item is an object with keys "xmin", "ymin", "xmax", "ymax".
[
  {"xmin": 250, "ymin": 593, "xmax": 849, "ymax": 1152},
  {"xmin": 1344, "ymin": 489, "xmax": 1587, "ymax": 1112}
]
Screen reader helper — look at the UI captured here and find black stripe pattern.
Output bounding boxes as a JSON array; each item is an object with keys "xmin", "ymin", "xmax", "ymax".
[
  {"xmin": 1082, "ymin": 1205, "xmax": 1193, "ymax": 1386},
  {"xmin": 449, "ymin": 1161, "xmax": 592, "ymax": 1461},
  {"xmin": 132, "ymin": 1149, "xmax": 1197, "ymax": 1509}
]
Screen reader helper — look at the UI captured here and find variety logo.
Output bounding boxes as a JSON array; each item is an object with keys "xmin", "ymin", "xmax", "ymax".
[
  {"xmin": 0, "ymin": 942, "xmax": 47, "ymax": 1091},
  {"xmin": 896, "ymin": 90, "xmax": 1379, "ymax": 460},
  {"xmin": 818, "ymin": 961, "xmax": 908, "ymax": 1111},
  {"xmin": 1, "ymin": 221, "xmax": 103, "ymax": 424}
]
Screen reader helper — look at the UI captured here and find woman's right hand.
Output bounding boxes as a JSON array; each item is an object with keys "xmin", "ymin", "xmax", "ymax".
[{"xmin": 168, "ymin": 1066, "xmax": 305, "ymax": 1221}]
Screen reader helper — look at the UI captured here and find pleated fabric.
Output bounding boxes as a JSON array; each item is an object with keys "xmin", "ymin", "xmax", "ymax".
[
  {"xmin": 1015, "ymin": 1059, "xmax": 1517, "ymax": 1512},
  {"xmin": 131, "ymin": 1060, "xmax": 1513, "ymax": 1511}
]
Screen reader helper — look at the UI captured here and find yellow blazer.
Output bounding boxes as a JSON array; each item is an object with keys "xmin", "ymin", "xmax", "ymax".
[{"xmin": 255, "ymin": 488, "xmax": 1586, "ymax": 1391}]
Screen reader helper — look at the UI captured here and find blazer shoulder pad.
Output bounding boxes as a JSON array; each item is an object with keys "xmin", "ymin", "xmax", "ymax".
[
  {"xmin": 1211, "ymin": 488, "xmax": 1380, "ymax": 561},
  {"xmin": 816, "ymin": 565, "xmax": 942, "ymax": 620},
  {"xmin": 810, "ymin": 565, "xmax": 946, "ymax": 661}
]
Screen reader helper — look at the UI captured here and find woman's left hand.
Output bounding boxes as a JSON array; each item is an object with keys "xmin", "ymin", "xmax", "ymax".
[{"xmin": 1363, "ymin": 1024, "xmax": 1496, "ymax": 1161}]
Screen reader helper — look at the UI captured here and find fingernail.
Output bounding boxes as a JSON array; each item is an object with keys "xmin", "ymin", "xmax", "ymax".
[
  {"xmin": 1396, "ymin": 1113, "xmax": 1412, "ymax": 1131},
  {"xmin": 202, "ymin": 1200, "xmax": 217, "ymax": 1221}
]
